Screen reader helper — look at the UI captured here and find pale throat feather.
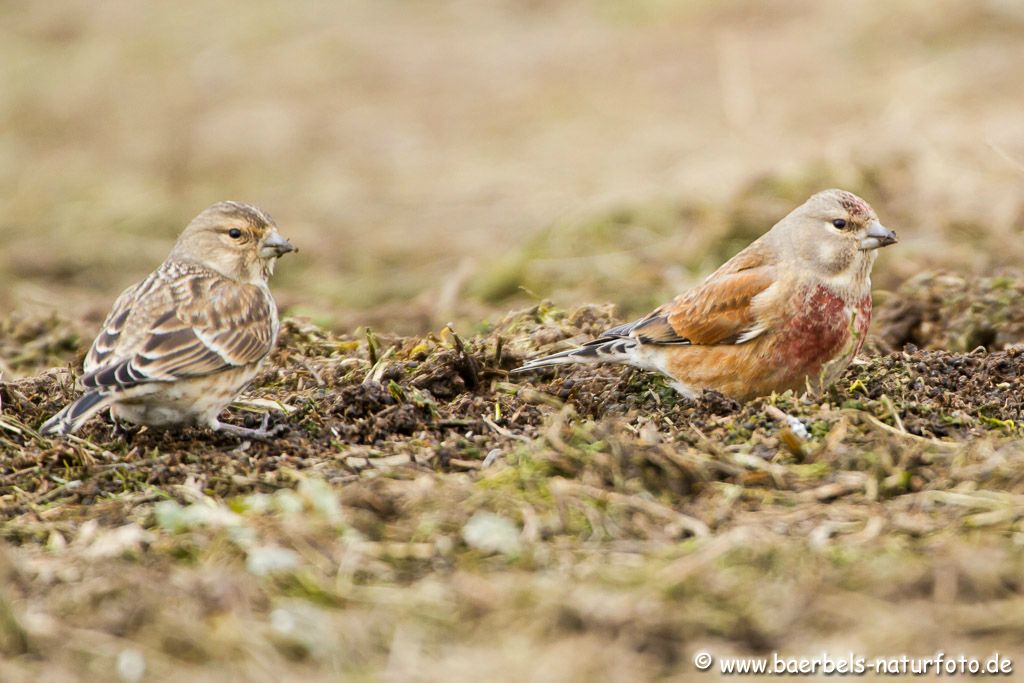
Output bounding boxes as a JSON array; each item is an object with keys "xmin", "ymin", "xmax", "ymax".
[{"xmin": 819, "ymin": 250, "xmax": 876, "ymax": 301}]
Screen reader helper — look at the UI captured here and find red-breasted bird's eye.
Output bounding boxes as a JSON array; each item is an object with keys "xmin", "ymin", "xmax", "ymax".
[{"xmin": 832, "ymin": 219, "xmax": 848, "ymax": 229}]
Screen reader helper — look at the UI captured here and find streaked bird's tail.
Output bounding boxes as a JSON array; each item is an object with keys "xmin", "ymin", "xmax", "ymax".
[
  {"xmin": 513, "ymin": 337, "xmax": 638, "ymax": 373},
  {"xmin": 40, "ymin": 391, "xmax": 112, "ymax": 436}
]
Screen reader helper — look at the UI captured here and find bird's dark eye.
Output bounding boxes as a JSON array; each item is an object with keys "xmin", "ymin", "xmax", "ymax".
[
  {"xmin": 228, "ymin": 228, "xmax": 242, "ymax": 239},
  {"xmin": 832, "ymin": 219, "xmax": 848, "ymax": 229}
]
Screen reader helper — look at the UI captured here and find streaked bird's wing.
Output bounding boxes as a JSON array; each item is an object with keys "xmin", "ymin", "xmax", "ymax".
[
  {"xmin": 82, "ymin": 262, "xmax": 276, "ymax": 393},
  {"xmin": 85, "ymin": 278, "xmax": 147, "ymax": 373}
]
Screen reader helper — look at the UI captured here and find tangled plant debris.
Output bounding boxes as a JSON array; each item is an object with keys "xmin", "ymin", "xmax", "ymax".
[{"xmin": 1, "ymin": 272, "xmax": 1024, "ymax": 681}]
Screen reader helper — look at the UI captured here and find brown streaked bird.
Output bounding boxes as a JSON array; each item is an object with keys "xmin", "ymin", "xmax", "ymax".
[
  {"xmin": 516, "ymin": 190, "xmax": 897, "ymax": 401},
  {"xmin": 41, "ymin": 201, "xmax": 296, "ymax": 439}
]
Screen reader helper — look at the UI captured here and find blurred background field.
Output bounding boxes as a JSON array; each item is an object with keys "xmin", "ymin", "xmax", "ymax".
[
  {"xmin": 3, "ymin": 2, "xmax": 1024, "ymax": 682},
  {"xmin": 3, "ymin": 0, "xmax": 1024, "ymax": 336}
]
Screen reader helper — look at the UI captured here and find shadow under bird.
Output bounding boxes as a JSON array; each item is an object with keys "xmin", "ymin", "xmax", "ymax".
[
  {"xmin": 41, "ymin": 201, "xmax": 296, "ymax": 439},
  {"xmin": 515, "ymin": 189, "xmax": 898, "ymax": 401}
]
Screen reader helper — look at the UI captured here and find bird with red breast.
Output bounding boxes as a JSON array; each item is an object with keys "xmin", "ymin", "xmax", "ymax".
[{"xmin": 516, "ymin": 189, "xmax": 898, "ymax": 402}]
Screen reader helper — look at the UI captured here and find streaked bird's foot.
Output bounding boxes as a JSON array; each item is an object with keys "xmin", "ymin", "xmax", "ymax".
[
  {"xmin": 110, "ymin": 418, "xmax": 142, "ymax": 440},
  {"xmin": 212, "ymin": 413, "xmax": 286, "ymax": 441}
]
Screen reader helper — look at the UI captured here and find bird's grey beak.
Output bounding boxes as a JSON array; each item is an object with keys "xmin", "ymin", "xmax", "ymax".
[
  {"xmin": 260, "ymin": 231, "xmax": 296, "ymax": 258},
  {"xmin": 859, "ymin": 221, "xmax": 898, "ymax": 250}
]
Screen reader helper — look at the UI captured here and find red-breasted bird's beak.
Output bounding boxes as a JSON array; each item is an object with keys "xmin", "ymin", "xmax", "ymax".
[
  {"xmin": 859, "ymin": 221, "xmax": 898, "ymax": 250},
  {"xmin": 260, "ymin": 231, "xmax": 297, "ymax": 258}
]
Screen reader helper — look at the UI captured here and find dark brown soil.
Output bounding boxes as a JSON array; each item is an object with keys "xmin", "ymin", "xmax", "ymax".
[{"xmin": 2, "ymin": 274, "xmax": 1024, "ymax": 681}]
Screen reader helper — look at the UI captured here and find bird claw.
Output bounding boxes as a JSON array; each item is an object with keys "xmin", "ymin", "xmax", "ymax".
[
  {"xmin": 110, "ymin": 417, "xmax": 142, "ymax": 440},
  {"xmin": 213, "ymin": 414, "xmax": 286, "ymax": 441}
]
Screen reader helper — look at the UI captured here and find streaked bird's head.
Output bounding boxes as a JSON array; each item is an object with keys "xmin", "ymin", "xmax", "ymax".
[
  {"xmin": 170, "ymin": 201, "xmax": 296, "ymax": 283},
  {"xmin": 770, "ymin": 189, "xmax": 896, "ymax": 292}
]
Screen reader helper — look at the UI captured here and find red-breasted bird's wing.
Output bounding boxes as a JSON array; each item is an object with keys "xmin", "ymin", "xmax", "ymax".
[{"xmin": 606, "ymin": 248, "xmax": 778, "ymax": 347}]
